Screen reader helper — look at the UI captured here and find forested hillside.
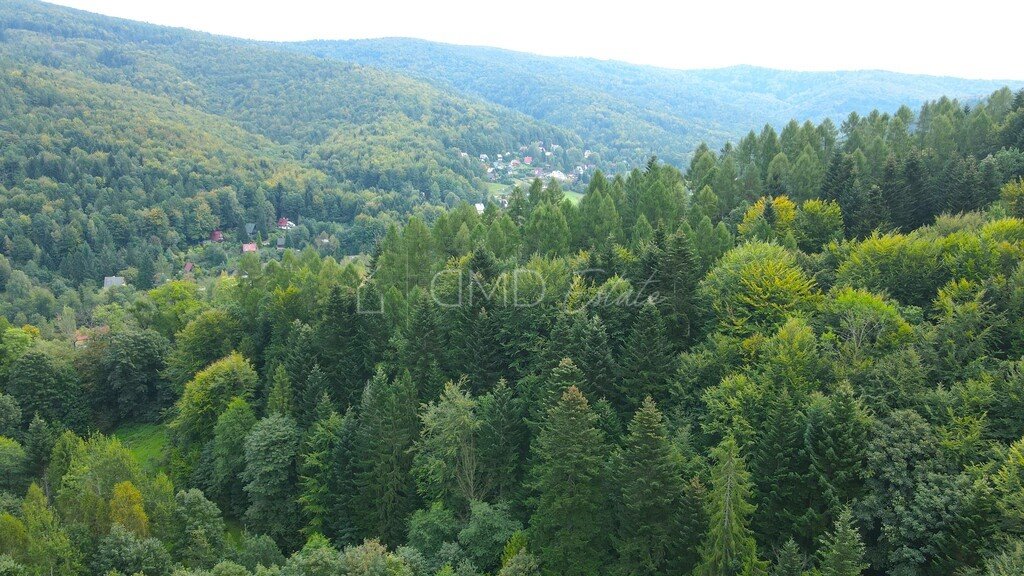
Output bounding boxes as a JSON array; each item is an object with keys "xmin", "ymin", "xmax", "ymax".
[
  {"xmin": 0, "ymin": 0, "xmax": 583, "ymax": 319},
  {"xmin": 288, "ymin": 38, "xmax": 1020, "ymax": 166},
  {"xmin": 2, "ymin": 64, "xmax": 1024, "ymax": 576}
]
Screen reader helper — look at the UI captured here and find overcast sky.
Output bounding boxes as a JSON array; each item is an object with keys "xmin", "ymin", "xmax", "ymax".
[{"xmin": 48, "ymin": 0, "xmax": 1024, "ymax": 80}]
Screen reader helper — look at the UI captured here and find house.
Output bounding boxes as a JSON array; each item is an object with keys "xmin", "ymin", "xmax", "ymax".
[
  {"xmin": 510, "ymin": 159, "xmax": 521, "ymax": 168},
  {"xmin": 523, "ymin": 156, "xmax": 533, "ymax": 165},
  {"xmin": 474, "ymin": 203, "xmax": 486, "ymax": 215},
  {"xmin": 245, "ymin": 223, "xmax": 257, "ymax": 237},
  {"xmin": 277, "ymin": 217, "xmax": 296, "ymax": 230},
  {"xmin": 103, "ymin": 276, "xmax": 125, "ymax": 289},
  {"xmin": 242, "ymin": 243, "xmax": 258, "ymax": 253},
  {"xmin": 548, "ymin": 171, "xmax": 568, "ymax": 182},
  {"xmin": 210, "ymin": 230, "xmax": 224, "ymax": 243},
  {"xmin": 276, "ymin": 237, "xmax": 286, "ymax": 250},
  {"xmin": 183, "ymin": 262, "xmax": 194, "ymax": 273}
]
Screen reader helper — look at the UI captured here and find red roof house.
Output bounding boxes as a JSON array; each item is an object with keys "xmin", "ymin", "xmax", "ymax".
[
  {"xmin": 210, "ymin": 230, "xmax": 224, "ymax": 243},
  {"xmin": 242, "ymin": 243, "xmax": 258, "ymax": 253}
]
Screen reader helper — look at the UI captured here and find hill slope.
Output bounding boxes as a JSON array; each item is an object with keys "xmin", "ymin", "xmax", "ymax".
[
  {"xmin": 287, "ymin": 38, "xmax": 1022, "ymax": 165},
  {"xmin": 0, "ymin": 0, "xmax": 582, "ymax": 198}
]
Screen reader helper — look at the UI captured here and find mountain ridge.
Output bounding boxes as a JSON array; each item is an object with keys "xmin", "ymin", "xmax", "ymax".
[{"xmin": 285, "ymin": 37, "xmax": 1022, "ymax": 164}]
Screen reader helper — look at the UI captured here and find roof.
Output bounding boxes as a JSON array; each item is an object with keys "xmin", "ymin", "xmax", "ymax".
[
  {"xmin": 245, "ymin": 223, "xmax": 256, "ymax": 235},
  {"xmin": 276, "ymin": 237, "xmax": 286, "ymax": 247},
  {"xmin": 183, "ymin": 262, "xmax": 194, "ymax": 273},
  {"xmin": 103, "ymin": 276, "xmax": 125, "ymax": 288},
  {"xmin": 241, "ymin": 243, "xmax": 258, "ymax": 253},
  {"xmin": 474, "ymin": 203, "xmax": 486, "ymax": 215},
  {"xmin": 210, "ymin": 230, "xmax": 224, "ymax": 242}
]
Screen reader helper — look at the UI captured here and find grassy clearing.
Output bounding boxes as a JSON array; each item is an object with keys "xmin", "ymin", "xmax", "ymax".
[
  {"xmin": 114, "ymin": 423, "xmax": 168, "ymax": 473},
  {"xmin": 563, "ymin": 190, "xmax": 584, "ymax": 204}
]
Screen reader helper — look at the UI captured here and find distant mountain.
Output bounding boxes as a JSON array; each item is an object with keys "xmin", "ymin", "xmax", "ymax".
[
  {"xmin": 0, "ymin": 1, "xmax": 581, "ymax": 201},
  {"xmin": 286, "ymin": 38, "xmax": 1022, "ymax": 165}
]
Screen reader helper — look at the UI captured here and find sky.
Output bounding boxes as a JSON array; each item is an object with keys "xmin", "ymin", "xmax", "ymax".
[{"xmin": 48, "ymin": 0, "xmax": 1024, "ymax": 80}]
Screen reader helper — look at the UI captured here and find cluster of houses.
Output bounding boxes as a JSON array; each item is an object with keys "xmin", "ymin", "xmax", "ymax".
[
  {"xmin": 209, "ymin": 217, "xmax": 296, "ymax": 253},
  {"xmin": 459, "ymin": 141, "xmax": 596, "ymax": 186}
]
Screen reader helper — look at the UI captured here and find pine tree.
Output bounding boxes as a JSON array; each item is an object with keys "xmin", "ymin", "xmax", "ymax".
[
  {"xmin": 354, "ymin": 368, "xmax": 419, "ymax": 546},
  {"xmin": 614, "ymin": 397, "xmax": 690, "ymax": 576},
  {"xmin": 528, "ymin": 387, "xmax": 611, "ymax": 576},
  {"xmin": 548, "ymin": 313, "xmax": 619, "ymax": 404},
  {"xmin": 816, "ymin": 508, "xmax": 867, "ymax": 576},
  {"xmin": 22, "ymin": 414, "xmax": 55, "ymax": 479},
  {"xmin": 300, "ymin": 365, "xmax": 331, "ymax": 422},
  {"xmin": 507, "ymin": 186, "xmax": 530, "ymax": 225},
  {"xmin": 696, "ymin": 435, "xmax": 767, "ymax": 576},
  {"xmin": 523, "ymin": 202, "xmax": 569, "ymax": 257},
  {"xmin": 316, "ymin": 287, "xmax": 382, "ymax": 408}
]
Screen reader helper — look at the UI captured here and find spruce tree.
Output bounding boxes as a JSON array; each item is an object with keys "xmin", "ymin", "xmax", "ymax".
[
  {"xmin": 354, "ymin": 368, "xmax": 419, "ymax": 546},
  {"xmin": 697, "ymin": 435, "xmax": 767, "ymax": 576},
  {"xmin": 816, "ymin": 508, "xmax": 867, "ymax": 576},
  {"xmin": 803, "ymin": 384, "xmax": 869, "ymax": 541},
  {"xmin": 614, "ymin": 397, "xmax": 690, "ymax": 576},
  {"xmin": 772, "ymin": 539, "xmax": 806, "ymax": 576},
  {"xmin": 751, "ymin": 388, "xmax": 811, "ymax": 551},
  {"xmin": 478, "ymin": 380, "xmax": 526, "ymax": 503},
  {"xmin": 299, "ymin": 404, "xmax": 358, "ymax": 544},
  {"xmin": 528, "ymin": 386, "xmax": 611, "ymax": 576},
  {"xmin": 266, "ymin": 365, "xmax": 294, "ymax": 416},
  {"xmin": 617, "ymin": 302, "xmax": 677, "ymax": 414},
  {"xmin": 659, "ymin": 229, "xmax": 700, "ymax": 344}
]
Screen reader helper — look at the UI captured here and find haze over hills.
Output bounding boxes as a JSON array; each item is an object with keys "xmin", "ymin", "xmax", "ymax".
[{"xmin": 287, "ymin": 38, "xmax": 1022, "ymax": 165}]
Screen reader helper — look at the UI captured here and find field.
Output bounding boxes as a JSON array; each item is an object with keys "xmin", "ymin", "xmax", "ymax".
[{"xmin": 114, "ymin": 423, "xmax": 169, "ymax": 474}]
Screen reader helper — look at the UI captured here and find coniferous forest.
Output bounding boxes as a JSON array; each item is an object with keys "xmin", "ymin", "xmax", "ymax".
[{"xmin": 4, "ymin": 2, "xmax": 1024, "ymax": 576}]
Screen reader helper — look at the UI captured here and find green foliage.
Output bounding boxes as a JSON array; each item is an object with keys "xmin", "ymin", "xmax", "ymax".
[
  {"xmin": 816, "ymin": 508, "xmax": 867, "ymax": 576},
  {"xmin": 528, "ymin": 386, "xmax": 611, "ymax": 576},
  {"xmin": 210, "ymin": 397, "xmax": 256, "ymax": 518},
  {"xmin": 696, "ymin": 435, "xmax": 767, "ymax": 576},
  {"xmin": 413, "ymin": 380, "xmax": 482, "ymax": 510},
  {"xmin": 354, "ymin": 369, "xmax": 419, "ymax": 547},
  {"xmin": 241, "ymin": 414, "xmax": 301, "ymax": 548},
  {"xmin": 0, "ymin": 438, "xmax": 26, "ymax": 494},
  {"xmin": 700, "ymin": 242, "xmax": 817, "ymax": 336},
  {"xmin": 92, "ymin": 524, "xmax": 172, "ymax": 576},
  {"xmin": 458, "ymin": 501, "xmax": 522, "ymax": 574},
  {"xmin": 170, "ymin": 353, "xmax": 258, "ymax": 447},
  {"xmin": 172, "ymin": 488, "xmax": 227, "ymax": 569},
  {"xmin": 614, "ymin": 398, "xmax": 693, "ymax": 576}
]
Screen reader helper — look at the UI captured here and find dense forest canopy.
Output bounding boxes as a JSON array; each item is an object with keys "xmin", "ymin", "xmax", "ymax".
[
  {"xmin": 0, "ymin": 0, "xmax": 584, "ymax": 319},
  {"xmin": 4, "ymin": 2, "xmax": 1024, "ymax": 576}
]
